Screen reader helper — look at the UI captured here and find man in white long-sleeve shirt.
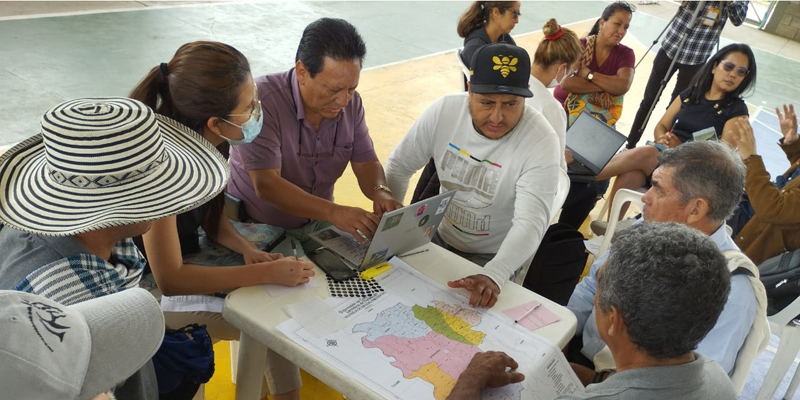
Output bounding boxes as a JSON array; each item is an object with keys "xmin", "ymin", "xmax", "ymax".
[{"xmin": 385, "ymin": 43, "xmax": 560, "ymax": 308}]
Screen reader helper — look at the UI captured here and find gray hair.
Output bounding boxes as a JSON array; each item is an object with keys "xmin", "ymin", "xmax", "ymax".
[
  {"xmin": 656, "ymin": 141, "xmax": 746, "ymax": 222},
  {"xmin": 597, "ymin": 223, "xmax": 730, "ymax": 360}
]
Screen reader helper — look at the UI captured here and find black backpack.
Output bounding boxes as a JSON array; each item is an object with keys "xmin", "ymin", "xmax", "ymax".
[
  {"xmin": 523, "ymin": 223, "xmax": 588, "ymax": 306},
  {"xmin": 757, "ymin": 249, "xmax": 800, "ymax": 316}
]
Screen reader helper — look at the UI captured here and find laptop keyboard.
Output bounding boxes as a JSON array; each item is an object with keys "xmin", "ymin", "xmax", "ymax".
[{"xmin": 340, "ymin": 238, "xmax": 371, "ymax": 261}]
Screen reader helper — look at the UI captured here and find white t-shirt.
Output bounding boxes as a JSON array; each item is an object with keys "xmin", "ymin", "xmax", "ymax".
[
  {"xmin": 385, "ymin": 93, "xmax": 561, "ymax": 288},
  {"xmin": 526, "ymin": 77, "xmax": 568, "ymax": 173}
]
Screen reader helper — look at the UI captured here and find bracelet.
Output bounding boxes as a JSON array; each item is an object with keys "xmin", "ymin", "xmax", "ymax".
[{"xmin": 373, "ymin": 184, "xmax": 392, "ymax": 194}]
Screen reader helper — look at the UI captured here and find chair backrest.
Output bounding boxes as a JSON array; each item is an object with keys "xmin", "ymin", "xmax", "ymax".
[
  {"xmin": 724, "ymin": 251, "xmax": 770, "ymax": 395},
  {"xmin": 769, "ymin": 295, "xmax": 800, "ymax": 335},
  {"xmin": 550, "ymin": 169, "xmax": 571, "ymax": 224},
  {"xmin": 455, "ymin": 49, "xmax": 470, "ymax": 82},
  {"xmin": 597, "ymin": 188, "xmax": 645, "ymax": 255}
]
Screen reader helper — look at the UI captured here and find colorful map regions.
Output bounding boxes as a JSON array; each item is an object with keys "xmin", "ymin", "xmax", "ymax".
[{"xmin": 353, "ymin": 301, "xmax": 494, "ymax": 399}]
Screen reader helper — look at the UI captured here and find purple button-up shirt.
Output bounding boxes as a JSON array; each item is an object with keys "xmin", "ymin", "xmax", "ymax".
[{"xmin": 228, "ymin": 69, "xmax": 377, "ymax": 228}]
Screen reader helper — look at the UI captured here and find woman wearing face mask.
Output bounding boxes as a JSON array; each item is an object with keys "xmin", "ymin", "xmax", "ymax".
[
  {"xmin": 528, "ymin": 19, "xmax": 582, "ymax": 172},
  {"xmin": 554, "ymin": 1, "xmax": 636, "ymax": 129},
  {"xmin": 526, "ymin": 19, "xmax": 589, "ymax": 229},
  {"xmin": 130, "ymin": 41, "xmax": 311, "ymax": 400}
]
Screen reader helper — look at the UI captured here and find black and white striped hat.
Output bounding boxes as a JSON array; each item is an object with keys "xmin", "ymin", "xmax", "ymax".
[{"xmin": 0, "ymin": 97, "xmax": 229, "ymax": 236}]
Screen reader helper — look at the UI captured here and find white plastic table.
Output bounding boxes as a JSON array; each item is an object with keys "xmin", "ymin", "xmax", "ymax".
[{"xmin": 222, "ymin": 242, "xmax": 577, "ymax": 400}]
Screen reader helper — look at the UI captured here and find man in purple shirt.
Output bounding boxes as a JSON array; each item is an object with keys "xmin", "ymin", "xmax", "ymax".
[{"xmin": 228, "ymin": 18, "xmax": 401, "ymax": 250}]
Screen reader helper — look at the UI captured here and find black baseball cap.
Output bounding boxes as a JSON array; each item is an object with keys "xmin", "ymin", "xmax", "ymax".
[{"xmin": 469, "ymin": 43, "xmax": 533, "ymax": 98}]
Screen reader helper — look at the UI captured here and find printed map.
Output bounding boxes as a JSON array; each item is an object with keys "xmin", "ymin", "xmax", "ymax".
[{"xmin": 277, "ymin": 258, "xmax": 582, "ymax": 399}]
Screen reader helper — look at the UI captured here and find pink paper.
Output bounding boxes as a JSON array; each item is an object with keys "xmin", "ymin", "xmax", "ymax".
[{"xmin": 503, "ymin": 301, "xmax": 560, "ymax": 331}]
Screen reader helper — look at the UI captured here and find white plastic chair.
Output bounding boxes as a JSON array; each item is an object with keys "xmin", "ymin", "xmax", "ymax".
[
  {"xmin": 756, "ymin": 297, "xmax": 800, "ymax": 400},
  {"xmin": 551, "ymin": 169, "xmax": 571, "ymax": 224},
  {"xmin": 455, "ymin": 49, "xmax": 470, "ymax": 82},
  {"xmin": 597, "ymin": 188, "xmax": 644, "ymax": 255}
]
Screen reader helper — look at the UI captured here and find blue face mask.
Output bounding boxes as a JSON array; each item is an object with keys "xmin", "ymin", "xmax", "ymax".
[{"xmin": 220, "ymin": 112, "xmax": 262, "ymax": 145}]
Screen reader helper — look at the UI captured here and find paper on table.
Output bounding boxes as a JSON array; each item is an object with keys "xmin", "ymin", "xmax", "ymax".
[
  {"xmin": 283, "ymin": 296, "xmax": 351, "ymax": 337},
  {"xmin": 262, "ymin": 279, "xmax": 319, "ymax": 297},
  {"xmin": 504, "ymin": 300, "xmax": 560, "ymax": 331},
  {"xmin": 161, "ymin": 295, "xmax": 224, "ymax": 313}
]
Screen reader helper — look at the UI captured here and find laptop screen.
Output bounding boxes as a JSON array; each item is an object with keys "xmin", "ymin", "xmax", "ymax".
[{"xmin": 565, "ymin": 113, "xmax": 627, "ymax": 175}]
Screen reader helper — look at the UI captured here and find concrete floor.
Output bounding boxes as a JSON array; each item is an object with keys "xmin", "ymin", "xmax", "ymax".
[{"xmin": 1, "ymin": 1, "xmax": 798, "ymax": 152}]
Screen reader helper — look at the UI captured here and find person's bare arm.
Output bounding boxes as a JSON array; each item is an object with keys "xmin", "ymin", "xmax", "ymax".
[
  {"xmin": 351, "ymin": 158, "xmax": 403, "ymax": 216},
  {"xmin": 719, "ymin": 115, "xmax": 749, "ymax": 147},
  {"xmin": 560, "ymin": 66, "xmax": 634, "ymax": 96},
  {"xmin": 248, "ymin": 169, "xmax": 380, "ymax": 242},
  {"xmin": 653, "ymin": 96, "xmax": 683, "ymax": 143},
  {"xmin": 143, "ymin": 216, "xmax": 315, "ymax": 296},
  {"xmin": 204, "ymin": 211, "xmax": 280, "ymax": 264}
]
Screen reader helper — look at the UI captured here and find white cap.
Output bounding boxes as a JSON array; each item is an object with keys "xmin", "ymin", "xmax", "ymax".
[{"xmin": 0, "ymin": 288, "xmax": 164, "ymax": 399}]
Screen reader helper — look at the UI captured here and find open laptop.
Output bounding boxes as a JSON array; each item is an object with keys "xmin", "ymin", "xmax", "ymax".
[
  {"xmin": 566, "ymin": 112, "xmax": 628, "ymax": 182},
  {"xmin": 309, "ymin": 190, "xmax": 456, "ymax": 270}
]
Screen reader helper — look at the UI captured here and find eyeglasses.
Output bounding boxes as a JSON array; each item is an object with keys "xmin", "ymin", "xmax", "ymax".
[
  {"xmin": 297, "ymin": 121, "xmax": 340, "ymax": 160},
  {"xmin": 227, "ymin": 83, "xmax": 262, "ymax": 120},
  {"xmin": 720, "ymin": 61, "xmax": 749, "ymax": 78},
  {"xmin": 509, "ymin": 9, "xmax": 521, "ymax": 18}
]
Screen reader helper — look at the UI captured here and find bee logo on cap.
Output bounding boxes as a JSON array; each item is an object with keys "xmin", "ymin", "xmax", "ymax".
[{"xmin": 492, "ymin": 55, "xmax": 518, "ymax": 78}]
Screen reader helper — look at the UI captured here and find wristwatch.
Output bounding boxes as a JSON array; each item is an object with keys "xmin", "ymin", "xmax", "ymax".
[
  {"xmin": 585, "ymin": 70, "xmax": 594, "ymax": 81},
  {"xmin": 373, "ymin": 184, "xmax": 393, "ymax": 194}
]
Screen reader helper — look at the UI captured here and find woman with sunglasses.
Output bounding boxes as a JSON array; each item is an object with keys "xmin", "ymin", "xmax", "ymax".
[
  {"xmin": 591, "ymin": 43, "xmax": 757, "ymax": 227},
  {"xmin": 457, "ymin": 1, "xmax": 521, "ymax": 71},
  {"xmin": 130, "ymin": 41, "xmax": 310, "ymax": 400}
]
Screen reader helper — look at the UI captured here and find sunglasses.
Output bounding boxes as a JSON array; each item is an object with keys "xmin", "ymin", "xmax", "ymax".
[
  {"xmin": 720, "ymin": 61, "xmax": 749, "ymax": 78},
  {"xmin": 509, "ymin": 9, "xmax": 521, "ymax": 18}
]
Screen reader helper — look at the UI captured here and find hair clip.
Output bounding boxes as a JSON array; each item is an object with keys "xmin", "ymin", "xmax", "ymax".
[{"xmin": 544, "ymin": 26, "xmax": 564, "ymax": 40}]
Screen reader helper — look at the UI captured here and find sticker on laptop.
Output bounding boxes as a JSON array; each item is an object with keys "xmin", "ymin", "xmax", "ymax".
[
  {"xmin": 424, "ymin": 225, "xmax": 435, "ymax": 238},
  {"xmin": 382, "ymin": 213, "xmax": 404, "ymax": 232},
  {"xmin": 369, "ymin": 249, "xmax": 389, "ymax": 263},
  {"xmin": 415, "ymin": 204, "xmax": 427, "ymax": 216},
  {"xmin": 317, "ymin": 229, "xmax": 341, "ymax": 241},
  {"xmin": 418, "ymin": 215, "xmax": 430, "ymax": 227},
  {"xmin": 436, "ymin": 197, "xmax": 451, "ymax": 215}
]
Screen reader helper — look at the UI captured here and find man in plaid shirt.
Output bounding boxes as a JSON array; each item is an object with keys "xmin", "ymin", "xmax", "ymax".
[{"xmin": 627, "ymin": 1, "xmax": 748, "ymax": 149}]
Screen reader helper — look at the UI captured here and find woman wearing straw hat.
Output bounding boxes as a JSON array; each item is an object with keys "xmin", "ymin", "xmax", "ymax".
[
  {"xmin": 0, "ymin": 96, "xmax": 230, "ymax": 400},
  {"xmin": 129, "ymin": 41, "xmax": 311, "ymax": 400}
]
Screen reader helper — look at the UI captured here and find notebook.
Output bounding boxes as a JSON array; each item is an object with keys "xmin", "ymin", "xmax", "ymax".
[
  {"xmin": 309, "ymin": 190, "xmax": 456, "ymax": 270},
  {"xmin": 566, "ymin": 112, "xmax": 628, "ymax": 182}
]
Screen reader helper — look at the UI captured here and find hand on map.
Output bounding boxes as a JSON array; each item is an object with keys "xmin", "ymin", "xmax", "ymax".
[
  {"xmin": 331, "ymin": 205, "xmax": 380, "ymax": 243},
  {"xmin": 448, "ymin": 274, "xmax": 500, "ymax": 308},
  {"xmin": 467, "ymin": 351, "xmax": 525, "ymax": 387},
  {"xmin": 448, "ymin": 351, "xmax": 525, "ymax": 398}
]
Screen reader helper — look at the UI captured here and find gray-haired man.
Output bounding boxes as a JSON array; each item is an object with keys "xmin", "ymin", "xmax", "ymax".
[
  {"xmin": 567, "ymin": 141, "xmax": 768, "ymax": 390},
  {"xmin": 449, "ymin": 223, "xmax": 738, "ymax": 399}
]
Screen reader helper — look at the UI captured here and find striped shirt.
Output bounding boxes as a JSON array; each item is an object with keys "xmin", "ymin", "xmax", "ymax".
[{"xmin": 662, "ymin": 1, "xmax": 748, "ymax": 65}]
